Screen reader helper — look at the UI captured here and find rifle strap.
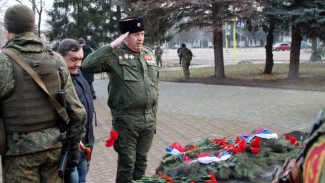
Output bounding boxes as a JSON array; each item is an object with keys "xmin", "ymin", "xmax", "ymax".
[{"xmin": 2, "ymin": 48, "xmax": 70, "ymax": 125}]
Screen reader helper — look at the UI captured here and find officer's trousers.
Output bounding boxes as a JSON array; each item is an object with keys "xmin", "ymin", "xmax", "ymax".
[{"xmin": 113, "ymin": 115, "xmax": 155, "ymax": 183}]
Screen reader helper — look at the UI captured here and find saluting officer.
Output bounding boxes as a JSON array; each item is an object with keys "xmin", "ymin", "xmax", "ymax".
[
  {"xmin": 0, "ymin": 4, "xmax": 86, "ymax": 182},
  {"xmin": 82, "ymin": 17, "xmax": 159, "ymax": 183}
]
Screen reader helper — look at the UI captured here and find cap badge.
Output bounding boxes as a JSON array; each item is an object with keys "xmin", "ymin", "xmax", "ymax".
[{"xmin": 137, "ymin": 23, "xmax": 141, "ymax": 27}]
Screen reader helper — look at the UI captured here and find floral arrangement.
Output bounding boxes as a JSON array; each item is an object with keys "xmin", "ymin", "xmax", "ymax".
[{"xmin": 134, "ymin": 128, "xmax": 304, "ymax": 183}]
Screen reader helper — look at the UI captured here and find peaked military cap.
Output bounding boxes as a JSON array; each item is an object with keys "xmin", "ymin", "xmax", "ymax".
[
  {"xmin": 119, "ymin": 17, "xmax": 145, "ymax": 34},
  {"xmin": 4, "ymin": 4, "xmax": 35, "ymax": 34}
]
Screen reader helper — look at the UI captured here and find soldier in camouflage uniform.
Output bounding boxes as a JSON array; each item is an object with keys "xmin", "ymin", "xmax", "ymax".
[
  {"xmin": 0, "ymin": 5, "xmax": 86, "ymax": 183},
  {"xmin": 155, "ymin": 45, "xmax": 163, "ymax": 67},
  {"xmin": 178, "ymin": 44, "xmax": 193, "ymax": 79},
  {"xmin": 82, "ymin": 17, "xmax": 159, "ymax": 183}
]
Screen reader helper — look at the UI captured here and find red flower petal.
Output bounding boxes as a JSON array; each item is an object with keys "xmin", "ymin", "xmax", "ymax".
[
  {"xmin": 290, "ymin": 136, "xmax": 297, "ymax": 144},
  {"xmin": 285, "ymin": 135, "xmax": 291, "ymax": 140},
  {"xmin": 209, "ymin": 172, "xmax": 218, "ymax": 183},
  {"xmin": 232, "ymin": 147, "xmax": 239, "ymax": 154},
  {"xmin": 110, "ymin": 130, "xmax": 118, "ymax": 140},
  {"xmin": 250, "ymin": 141, "xmax": 258, "ymax": 148},
  {"xmin": 105, "ymin": 138, "xmax": 115, "ymax": 147},
  {"xmin": 239, "ymin": 138, "xmax": 246, "ymax": 152},
  {"xmin": 296, "ymin": 142, "xmax": 300, "ymax": 146},
  {"xmin": 251, "ymin": 148, "xmax": 260, "ymax": 154},
  {"xmin": 236, "ymin": 136, "xmax": 240, "ymax": 143}
]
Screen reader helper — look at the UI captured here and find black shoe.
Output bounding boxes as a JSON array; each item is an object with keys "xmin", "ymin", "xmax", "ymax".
[{"xmin": 93, "ymin": 95, "xmax": 97, "ymax": 99}]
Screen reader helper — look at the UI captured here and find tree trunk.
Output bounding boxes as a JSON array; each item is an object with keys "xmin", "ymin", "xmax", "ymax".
[
  {"xmin": 288, "ymin": 26, "xmax": 302, "ymax": 79},
  {"xmin": 38, "ymin": 11, "xmax": 42, "ymax": 37},
  {"xmin": 264, "ymin": 20, "xmax": 275, "ymax": 74},
  {"xmin": 311, "ymin": 38, "xmax": 317, "ymax": 52},
  {"xmin": 213, "ymin": 27, "xmax": 225, "ymax": 78}
]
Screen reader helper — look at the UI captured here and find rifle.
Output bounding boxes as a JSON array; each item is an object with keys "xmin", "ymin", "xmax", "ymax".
[{"xmin": 58, "ymin": 89, "xmax": 74, "ymax": 183}]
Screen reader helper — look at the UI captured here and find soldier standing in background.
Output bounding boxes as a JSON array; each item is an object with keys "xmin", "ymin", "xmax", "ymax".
[
  {"xmin": 78, "ymin": 38, "xmax": 96, "ymax": 99},
  {"xmin": 178, "ymin": 43, "xmax": 193, "ymax": 79},
  {"xmin": 58, "ymin": 39, "xmax": 95, "ymax": 183},
  {"xmin": 0, "ymin": 4, "xmax": 86, "ymax": 182},
  {"xmin": 155, "ymin": 45, "xmax": 163, "ymax": 67},
  {"xmin": 82, "ymin": 17, "xmax": 159, "ymax": 183}
]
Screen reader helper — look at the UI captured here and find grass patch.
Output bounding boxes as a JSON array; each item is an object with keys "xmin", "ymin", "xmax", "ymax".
[{"xmin": 159, "ymin": 63, "xmax": 325, "ymax": 92}]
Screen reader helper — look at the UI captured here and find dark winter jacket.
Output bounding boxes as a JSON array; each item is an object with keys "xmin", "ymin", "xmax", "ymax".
[
  {"xmin": 80, "ymin": 44, "xmax": 94, "ymax": 82},
  {"xmin": 71, "ymin": 70, "xmax": 94, "ymax": 161}
]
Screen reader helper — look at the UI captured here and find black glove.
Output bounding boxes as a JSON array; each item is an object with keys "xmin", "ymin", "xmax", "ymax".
[{"xmin": 69, "ymin": 148, "xmax": 80, "ymax": 167}]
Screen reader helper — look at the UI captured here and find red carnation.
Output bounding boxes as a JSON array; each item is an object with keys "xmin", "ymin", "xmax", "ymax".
[
  {"xmin": 236, "ymin": 136, "xmax": 240, "ymax": 143},
  {"xmin": 296, "ymin": 142, "xmax": 300, "ymax": 147},
  {"xmin": 255, "ymin": 137, "xmax": 261, "ymax": 147},
  {"xmin": 250, "ymin": 141, "xmax": 258, "ymax": 148},
  {"xmin": 105, "ymin": 138, "xmax": 115, "ymax": 147},
  {"xmin": 239, "ymin": 138, "xmax": 246, "ymax": 152},
  {"xmin": 290, "ymin": 136, "xmax": 297, "ymax": 144},
  {"xmin": 251, "ymin": 148, "xmax": 260, "ymax": 154},
  {"xmin": 232, "ymin": 147, "xmax": 240, "ymax": 154},
  {"xmin": 209, "ymin": 172, "xmax": 218, "ymax": 183},
  {"xmin": 110, "ymin": 130, "xmax": 118, "ymax": 140},
  {"xmin": 285, "ymin": 135, "xmax": 291, "ymax": 140}
]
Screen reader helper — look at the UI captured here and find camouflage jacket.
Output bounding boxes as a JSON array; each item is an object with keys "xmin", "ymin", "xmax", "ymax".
[
  {"xmin": 0, "ymin": 32, "xmax": 86, "ymax": 156},
  {"xmin": 82, "ymin": 42, "xmax": 159, "ymax": 122},
  {"xmin": 178, "ymin": 47, "xmax": 193, "ymax": 62}
]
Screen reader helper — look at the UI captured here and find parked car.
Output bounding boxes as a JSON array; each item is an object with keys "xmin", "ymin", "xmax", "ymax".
[{"xmin": 272, "ymin": 43, "xmax": 291, "ymax": 51}]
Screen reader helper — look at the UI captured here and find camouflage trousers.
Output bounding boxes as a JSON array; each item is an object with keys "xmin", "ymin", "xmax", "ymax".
[
  {"xmin": 182, "ymin": 60, "xmax": 191, "ymax": 79},
  {"xmin": 2, "ymin": 148, "xmax": 63, "ymax": 183}
]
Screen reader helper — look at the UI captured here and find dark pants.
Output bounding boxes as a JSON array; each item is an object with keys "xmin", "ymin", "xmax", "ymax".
[{"xmin": 113, "ymin": 115, "xmax": 156, "ymax": 183}]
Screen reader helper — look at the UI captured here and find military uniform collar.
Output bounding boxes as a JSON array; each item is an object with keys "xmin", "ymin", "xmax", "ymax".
[{"xmin": 3, "ymin": 32, "xmax": 47, "ymax": 53}]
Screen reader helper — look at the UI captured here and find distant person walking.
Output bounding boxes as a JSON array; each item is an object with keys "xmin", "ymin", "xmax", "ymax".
[
  {"xmin": 155, "ymin": 45, "xmax": 163, "ymax": 67},
  {"xmin": 78, "ymin": 38, "xmax": 96, "ymax": 99},
  {"xmin": 178, "ymin": 44, "xmax": 193, "ymax": 79}
]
